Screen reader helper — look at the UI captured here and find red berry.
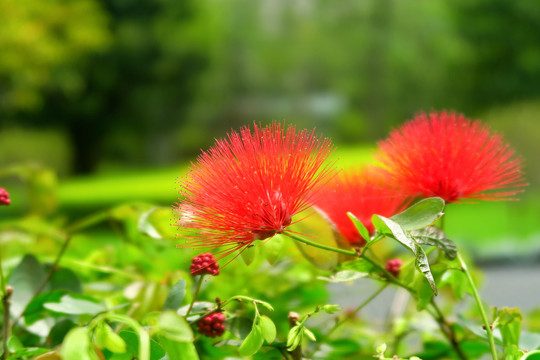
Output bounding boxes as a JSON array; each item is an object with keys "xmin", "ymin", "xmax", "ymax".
[
  {"xmin": 197, "ymin": 312, "xmax": 226, "ymax": 337},
  {"xmin": 0, "ymin": 188, "xmax": 10, "ymax": 206},
  {"xmin": 385, "ymin": 259, "xmax": 403, "ymax": 278},
  {"xmin": 190, "ymin": 253, "xmax": 220, "ymax": 276}
]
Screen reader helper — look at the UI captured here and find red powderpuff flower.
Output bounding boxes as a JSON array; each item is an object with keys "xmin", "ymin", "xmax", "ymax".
[
  {"xmin": 314, "ymin": 166, "xmax": 410, "ymax": 246},
  {"xmin": 376, "ymin": 111, "xmax": 526, "ymax": 203},
  {"xmin": 176, "ymin": 122, "xmax": 335, "ymax": 258},
  {"xmin": 0, "ymin": 188, "xmax": 10, "ymax": 206}
]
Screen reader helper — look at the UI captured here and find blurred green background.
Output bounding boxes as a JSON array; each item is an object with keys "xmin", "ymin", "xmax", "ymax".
[{"xmin": 1, "ymin": 0, "xmax": 540, "ymax": 258}]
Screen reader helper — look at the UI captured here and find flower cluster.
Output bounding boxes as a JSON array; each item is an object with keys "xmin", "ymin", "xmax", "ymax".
[
  {"xmin": 197, "ymin": 312, "xmax": 226, "ymax": 338},
  {"xmin": 190, "ymin": 253, "xmax": 220, "ymax": 276},
  {"xmin": 314, "ymin": 166, "xmax": 409, "ymax": 246},
  {"xmin": 376, "ymin": 111, "xmax": 525, "ymax": 203},
  {"xmin": 176, "ymin": 112, "xmax": 525, "ymax": 266},
  {"xmin": 176, "ymin": 122, "xmax": 335, "ymax": 259},
  {"xmin": 385, "ymin": 259, "xmax": 403, "ymax": 278}
]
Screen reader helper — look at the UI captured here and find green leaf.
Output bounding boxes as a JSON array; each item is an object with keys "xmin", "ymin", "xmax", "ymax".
[
  {"xmin": 239, "ymin": 324, "xmax": 264, "ymax": 357},
  {"xmin": 372, "ymin": 215, "xmax": 416, "ymax": 251},
  {"xmin": 227, "ymin": 316, "xmax": 253, "ymax": 340},
  {"xmin": 61, "ymin": 327, "xmax": 94, "ymax": 360},
  {"xmin": 255, "ymin": 300, "xmax": 274, "ymax": 312},
  {"xmin": 240, "ymin": 245, "xmax": 257, "ymax": 266},
  {"xmin": 157, "ymin": 310, "xmax": 193, "ymax": 342},
  {"xmin": 43, "ymin": 294, "xmax": 106, "ymax": 315},
  {"xmin": 259, "ymin": 315, "xmax": 276, "ymax": 344},
  {"xmin": 23, "ymin": 290, "xmax": 66, "ymax": 325},
  {"xmin": 138, "ymin": 207, "xmax": 176, "ymax": 239},
  {"xmin": 263, "ymin": 233, "xmax": 285, "ymax": 264},
  {"xmin": 119, "ymin": 331, "xmax": 165, "ymax": 360},
  {"xmin": 410, "ymin": 226, "xmax": 457, "ymax": 259},
  {"xmin": 390, "ymin": 197, "xmax": 445, "ymax": 230},
  {"xmin": 303, "ymin": 327, "xmax": 316, "ymax": 342},
  {"xmin": 49, "ymin": 266, "xmax": 82, "ymax": 293},
  {"xmin": 347, "ymin": 212, "xmax": 371, "ymax": 242},
  {"xmin": 158, "ymin": 336, "xmax": 199, "ymax": 360},
  {"xmin": 163, "ymin": 279, "xmax": 186, "ymax": 311},
  {"xmin": 339, "ymin": 258, "xmax": 375, "ymax": 274},
  {"xmin": 8, "ymin": 254, "xmax": 47, "ymax": 317},
  {"xmin": 289, "ymin": 209, "xmax": 339, "ymax": 270},
  {"xmin": 373, "ymin": 215, "xmax": 438, "ymax": 295},
  {"xmin": 317, "ymin": 270, "xmax": 367, "ymax": 283},
  {"xmin": 495, "ymin": 307, "xmax": 522, "ymax": 348},
  {"xmin": 322, "ymin": 304, "xmax": 341, "ymax": 314},
  {"xmin": 440, "ymin": 269, "xmax": 470, "ymax": 300},
  {"xmin": 48, "ymin": 319, "xmax": 77, "ymax": 348},
  {"xmin": 6, "ymin": 347, "xmax": 50, "ymax": 360},
  {"xmin": 94, "ymin": 322, "xmax": 127, "ymax": 354},
  {"xmin": 286, "ymin": 325, "xmax": 303, "ymax": 351}
]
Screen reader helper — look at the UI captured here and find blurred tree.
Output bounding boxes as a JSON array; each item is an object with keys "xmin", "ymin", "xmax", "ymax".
[
  {"xmin": 0, "ymin": 0, "xmax": 110, "ymax": 110},
  {"xmin": 1, "ymin": 0, "xmax": 207, "ymax": 173},
  {"xmin": 450, "ymin": 0, "xmax": 540, "ymax": 112}
]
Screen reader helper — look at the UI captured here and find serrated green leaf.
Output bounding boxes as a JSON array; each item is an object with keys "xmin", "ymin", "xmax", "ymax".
[
  {"xmin": 263, "ymin": 234, "xmax": 285, "ymax": 264},
  {"xmin": 163, "ymin": 279, "xmax": 186, "ymax": 311},
  {"xmin": 390, "ymin": 197, "xmax": 445, "ymax": 230},
  {"xmin": 239, "ymin": 324, "xmax": 264, "ymax": 357},
  {"xmin": 240, "ymin": 245, "xmax": 257, "ymax": 266},
  {"xmin": 44, "ymin": 294, "xmax": 106, "ymax": 315},
  {"xmin": 347, "ymin": 212, "xmax": 371, "ymax": 242},
  {"xmin": 411, "ymin": 226, "xmax": 457, "ymax": 259},
  {"xmin": 318, "ymin": 270, "xmax": 367, "ymax": 283},
  {"xmin": 157, "ymin": 310, "xmax": 193, "ymax": 342},
  {"xmin": 259, "ymin": 315, "xmax": 276, "ymax": 344}
]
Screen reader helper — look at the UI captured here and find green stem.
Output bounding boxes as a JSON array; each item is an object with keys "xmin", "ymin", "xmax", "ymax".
[
  {"xmin": 430, "ymin": 300, "xmax": 468, "ymax": 360},
  {"xmin": 457, "ymin": 252, "xmax": 498, "ymax": 360},
  {"xmin": 286, "ymin": 232, "xmax": 417, "ymax": 294},
  {"xmin": 186, "ymin": 275, "xmax": 205, "ymax": 317},
  {"xmin": 1, "ymin": 249, "xmax": 10, "ymax": 360}
]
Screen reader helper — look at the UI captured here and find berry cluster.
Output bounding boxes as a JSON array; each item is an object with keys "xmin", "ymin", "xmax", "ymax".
[
  {"xmin": 190, "ymin": 253, "xmax": 220, "ymax": 276},
  {"xmin": 385, "ymin": 259, "xmax": 403, "ymax": 278},
  {"xmin": 197, "ymin": 312, "xmax": 226, "ymax": 337},
  {"xmin": 0, "ymin": 188, "xmax": 10, "ymax": 206}
]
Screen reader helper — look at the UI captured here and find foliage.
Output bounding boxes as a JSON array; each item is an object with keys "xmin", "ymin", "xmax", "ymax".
[{"xmin": 1, "ymin": 164, "xmax": 539, "ymax": 360}]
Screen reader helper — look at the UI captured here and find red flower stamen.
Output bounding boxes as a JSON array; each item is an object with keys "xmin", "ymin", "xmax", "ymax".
[
  {"xmin": 176, "ymin": 122, "xmax": 335, "ymax": 259},
  {"xmin": 314, "ymin": 166, "xmax": 410, "ymax": 245},
  {"xmin": 376, "ymin": 111, "xmax": 526, "ymax": 203}
]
